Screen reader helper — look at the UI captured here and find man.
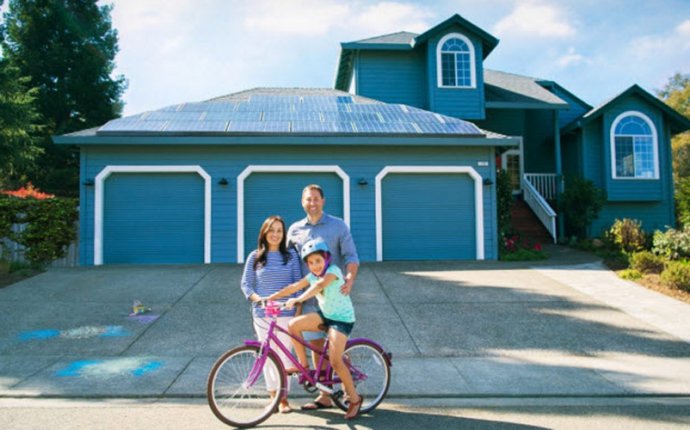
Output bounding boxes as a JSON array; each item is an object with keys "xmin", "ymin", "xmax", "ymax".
[{"xmin": 287, "ymin": 183, "xmax": 359, "ymax": 410}]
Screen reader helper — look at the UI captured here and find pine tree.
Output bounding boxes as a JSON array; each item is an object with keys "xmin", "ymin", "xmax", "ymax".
[{"xmin": 1, "ymin": 0, "xmax": 126, "ymax": 196}]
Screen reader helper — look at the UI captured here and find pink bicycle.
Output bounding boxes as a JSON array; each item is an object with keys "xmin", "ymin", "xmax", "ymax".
[{"xmin": 207, "ymin": 301, "xmax": 392, "ymax": 428}]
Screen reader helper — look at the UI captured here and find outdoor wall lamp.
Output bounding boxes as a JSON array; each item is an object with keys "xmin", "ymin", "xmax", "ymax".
[
  {"xmin": 358, "ymin": 178, "xmax": 368, "ymax": 186},
  {"xmin": 83, "ymin": 179, "xmax": 94, "ymax": 186},
  {"xmin": 218, "ymin": 177, "xmax": 229, "ymax": 186},
  {"xmin": 483, "ymin": 178, "xmax": 494, "ymax": 186}
]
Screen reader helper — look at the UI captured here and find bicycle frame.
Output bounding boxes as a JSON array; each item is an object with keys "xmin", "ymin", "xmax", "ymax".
[{"xmin": 244, "ymin": 317, "xmax": 339, "ymax": 395}]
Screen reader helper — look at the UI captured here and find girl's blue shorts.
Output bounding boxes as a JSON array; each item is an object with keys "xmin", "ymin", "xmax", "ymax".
[{"xmin": 317, "ymin": 310, "xmax": 354, "ymax": 336}]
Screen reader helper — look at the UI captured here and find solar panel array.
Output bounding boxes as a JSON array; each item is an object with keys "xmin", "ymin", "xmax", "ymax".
[{"xmin": 98, "ymin": 94, "xmax": 483, "ymax": 136}]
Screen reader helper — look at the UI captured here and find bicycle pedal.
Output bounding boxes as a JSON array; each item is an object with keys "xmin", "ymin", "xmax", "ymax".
[{"xmin": 314, "ymin": 382, "xmax": 333, "ymax": 394}]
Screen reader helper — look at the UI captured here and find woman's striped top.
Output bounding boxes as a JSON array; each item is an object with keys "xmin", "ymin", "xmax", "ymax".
[{"xmin": 240, "ymin": 249, "xmax": 303, "ymax": 317}]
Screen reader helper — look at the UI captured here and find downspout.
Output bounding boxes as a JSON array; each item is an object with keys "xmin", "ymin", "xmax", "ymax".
[{"xmin": 554, "ymin": 110, "xmax": 564, "ymax": 240}]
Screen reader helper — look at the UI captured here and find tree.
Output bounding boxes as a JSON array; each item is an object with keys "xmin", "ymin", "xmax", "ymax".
[
  {"xmin": 0, "ymin": 60, "xmax": 43, "ymax": 189},
  {"xmin": 657, "ymin": 73, "xmax": 690, "ymax": 225},
  {"xmin": 0, "ymin": 0, "xmax": 126, "ymax": 196}
]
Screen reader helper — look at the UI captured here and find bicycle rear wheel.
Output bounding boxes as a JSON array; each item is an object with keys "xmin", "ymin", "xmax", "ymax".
[
  {"xmin": 331, "ymin": 339, "xmax": 391, "ymax": 414},
  {"xmin": 207, "ymin": 345, "xmax": 284, "ymax": 428}
]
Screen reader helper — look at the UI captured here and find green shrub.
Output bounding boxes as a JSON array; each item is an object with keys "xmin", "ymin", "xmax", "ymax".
[
  {"xmin": 0, "ymin": 194, "xmax": 78, "ymax": 265},
  {"xmin": 608, "ymin": 218, "xmax": 647, "ymax": 252},
  {"xmin": 619, "ymin": 268, "xmax": 642, "ymax": 280},
  {"xmin": 661, "ymin": 261, "xmax": 690, "ymax": 292},
  {"xmin": 652, "ymin": 226, "xmax": 690, "ymax": 260},
  {"xmin": 500, "ymin": 248, "xmax": 548, "ymax": 261},
  {"xmin": 559, "ymin": 176, "xmax": 606, "ymax": 238},
  {"xmin": 496, "ymin": 169, "xmax": 513, "ymax": 237},
  {"xmin": 629, "ymin": 251, "xmax": 665, "ymax": 274}
]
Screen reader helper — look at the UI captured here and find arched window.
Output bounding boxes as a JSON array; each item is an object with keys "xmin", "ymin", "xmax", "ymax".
[
  {"xmin": 437, "ymin": 33, "xmax": 475, "ymax": 88},
  {"xmin": 610, "ymin": 112, "xmax": 658, "ymax": 179}
]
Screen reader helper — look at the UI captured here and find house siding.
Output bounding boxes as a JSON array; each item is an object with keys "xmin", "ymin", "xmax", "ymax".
[
  {"xmin": 80, "ymin": 144, "xmax": 497, "ymax": 265},
  {"xmin": 601, "ymin": 96, "xmax": 669, "ymax": 202},
  {"xmin": 578, "ymin": 94, "xmax": 676, "ymax": 236},
  {"xmin": 356, "ymin": 50, "xmax": 427, "ymax": 108},
  {"xmin": 476, "ymin": 109, "xmax": 557, "ymax": 174},
  {"xmin": 426, "ymin": 28, "xmax": 485, "ymax": 120},
  {"xmin": 591, "ymin": 201, "xmax": 674, "ymax": 237}
]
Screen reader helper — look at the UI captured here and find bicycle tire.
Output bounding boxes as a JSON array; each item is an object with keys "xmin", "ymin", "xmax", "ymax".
[
  {"xmin": 330, "ymin": 339, "xmax": 391, "ymax": 414},
  {"xmin": 207, "ymin": 345, "xmax": 284, "ymax": 428}
]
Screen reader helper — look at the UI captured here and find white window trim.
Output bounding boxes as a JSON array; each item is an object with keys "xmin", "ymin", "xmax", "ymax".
[
  {"xmin": 93, "ymin": 165, "xmax": 212, "ymax": 266},
  {"xmin": 610, "ymin": 111, "xmax": 659, "ymax": 180},
  {"xmin": 236, "ymin": 165, "xmax": 350, "ymax": 264},
  {"xmin": 374, "ymin": 166, "xmax": 484, "ymax": 261},
  {"xmin": 436, "ymin": 33, "xmax": 476, "ymax": 89}
]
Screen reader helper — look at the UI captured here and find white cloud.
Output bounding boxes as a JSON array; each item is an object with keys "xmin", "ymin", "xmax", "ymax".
[
  {"xmin": 555, "ymin": 47, "xmax": 588, "ymax": 68},
  {"xmin": 244, "ymin": 0, "xmax": 348, "ymax": 36},
  {"xmin": 677, "ymin": 19, "xmax": 690, "ymax": 49},
  {"xmin": 243, "ymin": 0, "xmax": 431, "ymax": 37},
  {"xmin": 493, "ymin": 0, "xmax": 575, "ymax": 38},
  {"xmin": 628, "ymin": 18, "xmax": 690, "ymax": 61},
  {"xmin": 352, "ymin": 2, "xmax": 433, "ymax": 35}
]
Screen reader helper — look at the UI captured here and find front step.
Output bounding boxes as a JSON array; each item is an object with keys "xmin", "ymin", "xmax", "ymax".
[{"xmin": 510, "ymin": 199, "xmax": 553, "ymax": 244}]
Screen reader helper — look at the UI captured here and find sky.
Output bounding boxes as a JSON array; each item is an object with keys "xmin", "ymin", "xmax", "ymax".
[{"xmin": 103, "ymin": 0, "xmax": 690, "ymax": 116}]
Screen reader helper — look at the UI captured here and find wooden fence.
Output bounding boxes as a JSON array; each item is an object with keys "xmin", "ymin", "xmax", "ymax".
[{"xmin": 2, "ymin": 222, "xmax": 79, "ymax": 268}]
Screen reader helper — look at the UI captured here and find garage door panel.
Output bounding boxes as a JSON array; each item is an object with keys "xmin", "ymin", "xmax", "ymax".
[
  {"xmin": 382, "ymin": 173, "xmax": 475, "ymax": 260},
  {"xmin": 243, "ymin": 173, "xmax": 343, "ymax": 258},
  {"xmin": 104, "ymin": 173, "xmax": 204, "ymax": 264}
]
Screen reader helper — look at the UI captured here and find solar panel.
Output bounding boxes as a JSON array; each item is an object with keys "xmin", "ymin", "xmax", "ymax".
[
  {"xmin": 322, "ymin": 111, "xmax": 381, "ymax": 122},
  {"xmin": 415, "ymin": 121, "xmax": 481, "ymax": 134},
  {"xmin": 98, "ymin": 93, "xmax": 490, "ymax": 136},
  {"xmin": 227, "ymin": 121, "xmax": 290, "ymax": 132},
  {"xmin": 164, "ymin": 120, "xmax": 228, "ymax": 132},
  {"xmin": 263, "ymin": 111, "xmax": 321, "ymax": 121},
  {"xmin": 145, "ymin": 111, "xmax": 203, "ymax": 121},
  {"xmin": 204, "ymin": 111, "xmax": 261, "ymax": 121},
  {"xmin": 349, "ymin": 103, "xmax": 399, "ymax": 113},
  {"xmin": 291, "ymin": 121, "xmax": 336, "ymax": 133},
  {"xmin": 99, "ymin": 120, "xmax": 168, "ymax": 132}
]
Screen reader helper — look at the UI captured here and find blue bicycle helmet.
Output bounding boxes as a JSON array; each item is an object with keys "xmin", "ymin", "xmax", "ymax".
[{"xmin": 300, "ymin": 239, "xmax": 329, "ymax": 262}]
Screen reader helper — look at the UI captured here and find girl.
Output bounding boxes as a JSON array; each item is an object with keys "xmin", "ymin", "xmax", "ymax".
[
  {"xmin": 240, "ymin": 215, "xmax": 302, "ymax": 414},
  {"xmin": 267, "ymin": 239, "xmax": 363, "ymax": 420}
]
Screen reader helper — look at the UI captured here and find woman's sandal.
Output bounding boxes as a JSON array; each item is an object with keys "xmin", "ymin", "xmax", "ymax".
[{"xmin": 344, "ymin": 395, "xmax": 364, "ymax": 420}]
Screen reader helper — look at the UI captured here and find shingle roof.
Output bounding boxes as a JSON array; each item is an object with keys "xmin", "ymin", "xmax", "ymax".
[
  {"xmin": 345, "ymin": 31, "xmax": 417, "ymax": 46},
  {"xmin": 94, "ymin": 88, "xmax": 490, "ymax": 137},
  {"xmin": 484, "ymin": 70, "xmax": 569, "ymax": 108}
]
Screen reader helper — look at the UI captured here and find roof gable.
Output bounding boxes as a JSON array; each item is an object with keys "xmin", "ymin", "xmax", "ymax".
[
  {"xmin": 414, "ymin": 14, "xmax": 499, "ymax": 58},
  {"xmin": 565, "ymin": 84, "xmax": 690, "ymax": 134}
]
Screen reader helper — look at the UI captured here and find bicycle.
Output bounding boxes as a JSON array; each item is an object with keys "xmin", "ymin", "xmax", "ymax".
[{"xmin": 207, "ymin": 301, "xmax": 393, "ymax": 428}]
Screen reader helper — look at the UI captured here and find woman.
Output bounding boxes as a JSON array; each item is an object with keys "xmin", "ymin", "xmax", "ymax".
[{"xmin": 240, "ymin": 215, "xmax": 302, "ymax": 413}]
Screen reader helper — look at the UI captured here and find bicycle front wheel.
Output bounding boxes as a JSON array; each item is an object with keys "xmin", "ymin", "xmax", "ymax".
[
  {"xmin": 207, "ymin": 345, "xmax": 284, "ymax": 428},
  {"xmin": 332, "ymin": 339, "xmax": 391, "ymax": 414}
]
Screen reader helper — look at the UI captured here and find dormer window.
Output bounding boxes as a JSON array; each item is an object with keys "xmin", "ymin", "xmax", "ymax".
[
  {"xmin": 610, "ymin": 111, "xmax": 659, "ymax": 179},
  {"xmin": 437, "ymin": 33, "xmax": 476, "ymax": 88}
]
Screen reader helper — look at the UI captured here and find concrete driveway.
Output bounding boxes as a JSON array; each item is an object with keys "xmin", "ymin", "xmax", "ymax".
[{"xmin": 1, "ymin": 246, "xmax": 689, "ymax": 399}]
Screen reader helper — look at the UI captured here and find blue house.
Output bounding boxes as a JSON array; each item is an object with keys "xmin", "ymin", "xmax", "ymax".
[
  {"xmin": 56, "ymin": 14, "xmax": 690, "ymax": 265},
  {"xmin": 334, "ymin": 14, "xmax": 690, "ymax": 239}
]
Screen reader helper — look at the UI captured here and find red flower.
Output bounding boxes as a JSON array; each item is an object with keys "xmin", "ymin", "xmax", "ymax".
[
  {"xmin": 533, "ymin": 243, "xmax": 542, "ymax": 251},
  {"xmin": 1, "ymin": 182, "xmax": 54, "ymax": 200}
]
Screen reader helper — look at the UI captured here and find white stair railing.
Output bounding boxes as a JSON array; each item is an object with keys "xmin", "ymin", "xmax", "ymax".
[
  {"xmin": 521, "ymin": 175, "xmax": 557, "ymax": 243},
  {"xmin": 524, "ymin": 173, "xmax": 558, "ymax": 200}
]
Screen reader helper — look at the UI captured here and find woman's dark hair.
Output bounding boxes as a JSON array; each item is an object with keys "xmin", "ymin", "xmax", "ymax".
[{"xmin": 254, "ymin": 215, "xmax": 291, "ymax": 270}]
